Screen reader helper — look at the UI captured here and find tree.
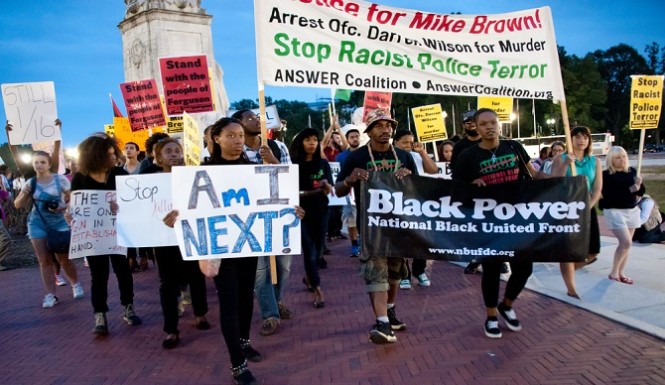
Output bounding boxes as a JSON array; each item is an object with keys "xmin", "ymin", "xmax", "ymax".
[{"xmin": 592, "ymin": 44, "xmax": 650, "ymax": 139}]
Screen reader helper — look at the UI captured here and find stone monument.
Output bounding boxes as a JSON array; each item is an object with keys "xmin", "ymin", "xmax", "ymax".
[{"xmin": 118, "ymin": 0, "xmax": 229, "ymax": 123}]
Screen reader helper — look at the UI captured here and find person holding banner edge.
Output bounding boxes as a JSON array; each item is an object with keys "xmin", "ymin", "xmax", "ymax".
[
  {"xmin": 452, "ymin": 108, "xmax": 549, "ymax": 338},
  {"xmin": 232, "ymin": 109, "xmax": 295, "ymax": 337},
  {"xmin": 69, "ymin": 133, "xmax": 142, "ymax": 335},
  {"xmin": 551, "ymin": 126, "xmax": 603, "ymax": 299},
  {"xmin": 334, "ymin": 108, "xmax": 416, "ymax": 344},
  {"xmin": 163, "ymin": 117, "xmax": 305, "ymax": 385}
]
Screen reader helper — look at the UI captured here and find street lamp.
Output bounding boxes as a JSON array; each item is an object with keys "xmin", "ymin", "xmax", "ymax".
[{"xmin": 546, "ymin": 118, "xmax": 555, "ymax": 135}]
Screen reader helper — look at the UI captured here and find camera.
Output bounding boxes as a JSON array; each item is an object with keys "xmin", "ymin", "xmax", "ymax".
[{"xmin": 44, "ymin": 201, "xmax": 59, "ymax": 211}]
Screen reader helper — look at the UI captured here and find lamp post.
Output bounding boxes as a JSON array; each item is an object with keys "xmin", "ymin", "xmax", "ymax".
[{"xmin": 546, "ymin": 118, "xmax": 555, "ymax": 135}]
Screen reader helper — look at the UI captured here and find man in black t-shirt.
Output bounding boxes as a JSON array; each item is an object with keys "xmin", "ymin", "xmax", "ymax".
[{"xmin": 334, "ymin": 109, "xmax": 416, "ymax": 344}]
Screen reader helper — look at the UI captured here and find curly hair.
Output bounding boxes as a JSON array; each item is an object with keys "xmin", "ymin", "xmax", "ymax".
[{"xmin": 77, "ymin": 134, "xmax": 121, "ymax": 175}]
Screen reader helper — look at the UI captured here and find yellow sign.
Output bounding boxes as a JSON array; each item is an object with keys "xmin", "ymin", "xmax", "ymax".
[
  {"xmin": 630, "ymin": 75, "xmax": 663, "ymax": 129},
  {"xmin": 111, "ymin": 117, "xmax": 163, "ymax": 151},
  {"xmin": 182, "ymin": 112, "xmax": 201, "ymax": 166},
  {"xmin": 411, "ymin": 104, "xmax": 447, "ymax": 143},
  {"xmin": 477, "ymin": 96, "xmax": 513, "ymax": 123}
]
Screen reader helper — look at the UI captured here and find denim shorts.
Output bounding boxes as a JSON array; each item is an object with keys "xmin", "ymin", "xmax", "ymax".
[
  {"xmin": 359, "ymin": 256, "xmax": 408, "ymax": 293},
  {"xmin": 27, "ymin": 211, "xmax": 70, "ymax": 240}
]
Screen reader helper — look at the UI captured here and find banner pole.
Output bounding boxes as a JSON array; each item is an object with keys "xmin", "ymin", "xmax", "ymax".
[
  {"xmin": 258, "ymin": 82, "xmax": 278, "ymax": 285},
  {"xmin": 559, "ymin": 99, "xmax": 577, "ymax": 175},
  {"xmin": 637, "ymin": 128, "xmax": 646, "ymax": 176}
]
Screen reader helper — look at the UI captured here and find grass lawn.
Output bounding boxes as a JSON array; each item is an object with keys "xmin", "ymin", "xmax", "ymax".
[{"xmin": 640, "ymin": 165, "xmax": 665, "ymax": 205}]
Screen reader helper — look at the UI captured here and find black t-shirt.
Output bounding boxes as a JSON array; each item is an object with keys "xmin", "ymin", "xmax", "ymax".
[
  {"xmin": 336, "ymin": 144, "xmax": 417, "ymax": 202},
  {"xmin": 450, "ymin": 135, "xmax": 481, "ymax": 166},
  {"xmin": 70, "ymin": 167, "xmax": 128, "ymax": 191},
  {"xmin": 452, "ymin": 140, "xmax": 530, "ymax": 185},
  {"xmin": 600, "ymin": 167, "xmax": 644, "ymax": 209},
  {"xmin": 299, "ymin": 158, "xmax": 332, "ymax": 212}
]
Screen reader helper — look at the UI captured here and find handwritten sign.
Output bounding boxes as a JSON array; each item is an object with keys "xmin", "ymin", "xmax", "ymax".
[
  {"xmin": 120, "ymin": 79, "xmax": 166, "ymax": 131},
  {"xmin": 171, "ymin": 164, "xmax": 301, "ymax": 260},
  {"xmin": 68, "ymin": 190, "xmax": 126, "ymax": 259},
  {"xmin": 2, "ymin": 81, "xmax": 60, "ymax": 144},
  {"xmin": 116, "ymin": 174, "xmax": 176, "ymax": 247},
  {"xmin": 159, "ymin": 55, "xmax": 214, "ymax": 115},
  {"xmin": 477, "ymin": 96, "xmax": 513, "ymax": 123}
]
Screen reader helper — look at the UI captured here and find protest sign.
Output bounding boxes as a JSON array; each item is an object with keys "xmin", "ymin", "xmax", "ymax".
[
  {"xmin": 171, "ymin": 164, "xmax": 301, "ymax": 260},
  {"xmin": 68, "ymin": 190, "xmax": 126, "ymax": 259},
  {"xmin": 2, "ymin": 81, "xmax": 60, "ymax": 144},
  {"xmin": 420, "ymin": 161, "xmax": 451, "ymax": 179},
  {"xmin": 411, "ymin": 104, "xmax": 447, "ymax": 142},
  {"xmin": 478, "ymin": 96, "xmax": 513, "ymax": 122},
  {"xmin": 110, "ymin": 117, "xmax": 163, "ymax": 151},
  {"xmin": 629, "ymin": 75, "xmax": 663, "ymax": 129},
  {"xmin": 182, "ymin": 112, "xmax": 201, "ymax": 166},
  {"xmin": 359, "ymin": 172, "xmax": 589, "ymax": 262},
  {"xmin": 159, "ymin": 55, "xmax": 214, "ymax": 115},
  {"xmin": 328, "ymin": 161, "xmax": 355, "ymax": 206},
  {"xmin": 120, "ymin": 79, "xmax": 166, "ymax": 131},
  {"xmin": 254, "ymin": 2, "xmax": 564, "ymax": 100},
  {"xmin": 362, "ymin": 91, "xmax": 392, "ymax": 121},
  {"xmin": 226, "ymin": 105, "xmax": 282, "ymax": 129},
  {"xmin": 116, "ymin": 174, "xmax": 176, "ymax": 247}
]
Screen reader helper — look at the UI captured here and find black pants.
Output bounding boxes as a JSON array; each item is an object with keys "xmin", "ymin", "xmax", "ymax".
[
  {"xmin": 327, "ymin": 206, "xmax": 342, "ymax": 237},
  {"xmin": 481, "ymin": 261, "xmax": 533, "ymax": 308},
  {"xmin": 154, "ymin": 246, "xmax": 208, "ymax": 335},
  {"xmin": 405, "ymin": 258, "xmax": 426, "ymax": 279},
  {"xmin": 213, "ymin": 257, "xmax": 258, "ymax": 368},
  {"xmin": 87, "ymin": 254, "xmax": 134, "ymax": 313}
]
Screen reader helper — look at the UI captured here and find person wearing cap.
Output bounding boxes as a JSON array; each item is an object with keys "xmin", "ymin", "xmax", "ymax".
[
  {"xmin": 336, "ymin": 127, "xmax": 362, "ymax": 258},
  {"xmin": 334, "ymin": 109, "xmax": 417, "ymax": 344}
]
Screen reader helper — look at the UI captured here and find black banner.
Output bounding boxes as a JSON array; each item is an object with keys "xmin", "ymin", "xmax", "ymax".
[{"xmin": 360, "ymin": 173, "xmax": 590, "ymax": 263}]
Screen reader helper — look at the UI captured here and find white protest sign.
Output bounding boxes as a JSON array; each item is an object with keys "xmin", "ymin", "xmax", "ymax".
[
  {"xmin": 68, "ymin": 190, "xmax": 126, "ymax": 259},
  {"xmin": 171, "ymin": 164, "xmax": 301, "ymax": 260},
  {"xmin": 226, "ymin": 105, "xmax": 281, "ymax": 129},
  {"xmin": 2, "ymin": 81, "xmax": 61, "ymax": 144},
  {"xmin": 328, "ymin": 161, "xmax": 355, "ymax": 206},
  {"xmin": 421, "ymin": 161, "xmax": 452, "ymax": 179},
  {"xmin": 255, "ymin": 2, "xmax": 564, "ymax": 101},
  {"xmin": 116, "ymin": 174, "xmax": 176, "ymax": 247}
]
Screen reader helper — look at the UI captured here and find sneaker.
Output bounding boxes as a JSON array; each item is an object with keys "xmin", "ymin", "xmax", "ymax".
[
  {"xmin": 417, "ymin": 273, "xmax": 431, "ymax": 287},
  {"xmin": 260, "ymin": 318, "xmax": 280, "ymax": 336},
  {"xmin": 484, "ymin": 318, "xmax": 502, "ymax": 338},
  {"xmin": 399, "ymin": 279, "xmax": 411, "ymax": 290},
  {"xmin": 55, "ymin": 274, "xmax": 67, "ymax": 286},
  {"xmin": 350, "ymin": 245, "xmax": 360, "ymax": 258},
  {"xmin": 232, "ymin": 370, "xmax": 257, "ymax": 385},
  {"xmin": 123, "ymin": 304, "xmax": 142, "ymax": 326},
  {"xmin": 501, "ymin": 263, "xmax": 510, "ymax": 275},
  {"xmin": 387, "ymin": 307, "xmax": 406, "ymax": 331},
  {"xmin": 498, "ymin": 303, "xmax": 522, "ymax": 331},
  {"xmin": 464, "ymin": 262, "xmax": 480, "ymax": 275},
  {"xmin": 93, "ymin": 312, "xmax": 108, "ymax": 335},
  {"xmin": 72, "ymin": 283, "xmax": 85, "ymax": 299},
  {"xmin": 278, "ymin": 302, "xmax": 293, "ymax": 320},
  {"xmin": 369, "ymin": 321, "xmax": 397, "ymax": 344},
  {"xmin": 42, "ymin": 293, "xmax": 59, "ymax": 308},
  {"xmin": 240, "ymin": 340, "xmax": 263, "ymax": 362}
]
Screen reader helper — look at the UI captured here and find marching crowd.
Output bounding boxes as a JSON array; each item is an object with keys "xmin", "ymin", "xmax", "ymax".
[{"xmin": 2, "ymin": 107, "xmax": 663, "ymax": 385}]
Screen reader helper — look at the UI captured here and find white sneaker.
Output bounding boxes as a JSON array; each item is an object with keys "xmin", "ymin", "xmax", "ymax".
[
  {"xmin": 43, "ymin": 293, "xmax": 59, "ymax": 308},
  {"xmin": 417, "ymin": 273, "xmax": 431, "ymax": 287},
  {"xmin": 72, "ymin": 283, "xmax": 84, "ymax": 299},
  {"xmin": 55, "ymin": 275, "xmax": 67, "ymax": 286},
  {"xmin": 399, "ymin": 279, "xmax": 411, "ymax": 289}
]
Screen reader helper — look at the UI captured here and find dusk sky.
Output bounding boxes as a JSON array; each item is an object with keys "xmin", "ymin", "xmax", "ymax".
[{"xmin": 1, "ymin": 0, "xmax": 663, "ymax": 148}]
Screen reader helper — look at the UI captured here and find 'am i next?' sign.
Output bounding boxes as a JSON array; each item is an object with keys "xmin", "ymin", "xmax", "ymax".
[{"xmin": 171, "ymin": 165, "xmax": 301, "ymax": 260}]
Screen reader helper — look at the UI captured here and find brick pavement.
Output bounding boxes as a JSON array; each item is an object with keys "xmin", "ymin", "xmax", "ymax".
[{"xmin": 0, "ymin": 238, "xmax": 663, "ymax": 385}]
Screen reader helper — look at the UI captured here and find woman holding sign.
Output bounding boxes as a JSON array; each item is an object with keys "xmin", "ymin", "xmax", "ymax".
[
  {"xmin": 289, "ymin": 128, "xmax": 332, "ymax": 309},
  {"xmin": 14, "ymin": 150, "xmax": 84, "ymax": 308},
  {"xmin": 144, "ymin": 137, "xmax": 210, "ymax": 349},
  {"xmin": 70, "ymin": 133, "xmax": 142, "ymax": 335}
]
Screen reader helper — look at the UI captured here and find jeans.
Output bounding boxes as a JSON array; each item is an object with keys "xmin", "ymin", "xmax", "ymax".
[
  {"xmin": 87, "ymin": 254, "xmax": 135, "ymax": 313},
  {"xmin": 254, "ymin": 254, "xmax": 292, "ymax": 320},
  {"xmin": 0, "ymin": 221, "xmax": 10, "ymax": 265}
]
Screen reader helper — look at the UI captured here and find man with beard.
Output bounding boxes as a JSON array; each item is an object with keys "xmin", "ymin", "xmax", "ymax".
[
  {"xmin": 336, "ymin": 127, "xmax": 361, "ymax": 258},
  {"xmin": 334, "ymin": 109, "xmax": 416, "ymax": 344}
]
